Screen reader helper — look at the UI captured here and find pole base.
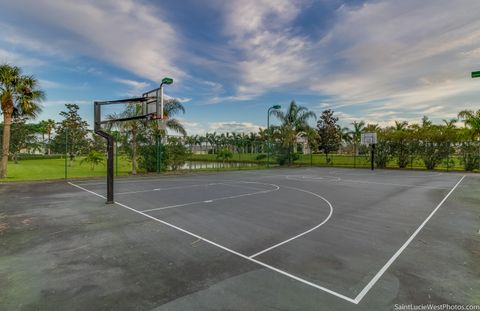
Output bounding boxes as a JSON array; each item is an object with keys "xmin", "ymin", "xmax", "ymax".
[{"xmin": 106, "ymin": 200, "xmax": 114, "ymax": 204}]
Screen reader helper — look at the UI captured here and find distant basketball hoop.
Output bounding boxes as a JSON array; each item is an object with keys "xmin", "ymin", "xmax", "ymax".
[
  {"xmin": 361, "ymin": 132, "xmax": 377, "ymax": 145},
  {"xmin": 361, "ymin": 132, "xmax": 377, "ymax": 171}
]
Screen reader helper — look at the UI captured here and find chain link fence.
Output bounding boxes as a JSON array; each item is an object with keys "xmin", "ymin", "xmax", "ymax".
[{"xmin": 6, "ymin": 135, "xmax": 480, "ymax": 181}]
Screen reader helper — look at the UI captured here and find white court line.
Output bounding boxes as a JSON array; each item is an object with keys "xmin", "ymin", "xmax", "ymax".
[
  {"xmin": 116, "ymin": 182, "xmax": 232, "ymax": 195},
  {"xmin": 337, "ymin": 178, "xmax": 451, "ymax": 190},
  {"xmin": 286, "ymin": 175, "xmax": 341, "ymax": 182},
  {"xmin": 353, "ymin": 175, "xmax": 466, "ymax": 303},
  {"xmin": 68, "ymin": 181, "xmax": 357, "ymax": 304},
  {"xmin": 75, "ymin": 176, "xmax": 213, "ymax": 186},
  {"xmin": 249, "ymin": 185, "xmax": 333, "ymax": 258},
  {"xmin": 284, "ymin": 174, "xmax": 450, "ymax": 190},
  {"xmin": 68, "ymin": 174, "xmax": 465, "ymax": 304},
  {"xmin": 220, "ymin": 181, "xmax": 273, "ymax": 192},
  {"xmin": 140, "ymin": 182, "xmax": 280, "ymax": 213}
]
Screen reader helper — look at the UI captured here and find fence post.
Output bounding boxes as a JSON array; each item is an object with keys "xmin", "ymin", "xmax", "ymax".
[
  {"xmin": 64, "ymin": 128, "xmax": 68, "ymax": 180},
  {"xmin": 446, "ymin": 142, "xmax": 450, "ymax": 172},
  {"xmin": 353, "ymin": 143, "xmax": 357, "ymax": 168},
  {"xmin": 310, "ymin": 147, "xmax": 313, "ymax": 166},
  {"xmin": 371, "ymin": 143, "xmax": 375, "ymax": 170},
  {"xmin": 156, "ymin": 134, "xmax": 160, "ymax": 174},
  {"xmin": 115, "ymin": 141, "xmax": 119, "ymax": 176},
  {"xmin": 477, "ymin": 140, "xmax": 480, "ymax": 172}
]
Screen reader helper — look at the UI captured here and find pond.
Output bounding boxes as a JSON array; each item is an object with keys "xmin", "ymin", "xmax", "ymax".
[{"xmin": 177, "ymin": 161, "xmax": 261, "ymax": 170}]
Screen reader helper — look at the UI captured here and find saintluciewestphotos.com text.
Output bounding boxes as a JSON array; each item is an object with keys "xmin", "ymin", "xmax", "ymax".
[{"xmin": 394, "ymin": 304, "xmax": 480, "ymax": 311}]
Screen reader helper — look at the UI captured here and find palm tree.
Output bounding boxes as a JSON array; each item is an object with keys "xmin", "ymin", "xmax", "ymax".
[
  {"xmin": 44, "ymin": 119, "xmax": 55, "ymax": 155},
  {"xmin": 339, "ymin": 127, "xmax": 351, "ymax": 143},
  {"xmin": 206, "ymin": 132, "xmax": 217, "ymax": 154},
  {"xmin": 458, "ymin": 110, "xmax": 480, "ymax": 139},
  {"xmin": 0, "ymin": 64, "xmax": 45, "ymax": 178},
  {"xmin": 162, "ymin": 98, "xmax": 187, "ymax": 136},
  {"xmin": 185, "ymin": 135, "xmax": 195, "ymax": 153},
  {"xmin": 394, "ymin": 120, "xmax": 408, "ymax": 131},
  {"xmin": 442, "ymin": 118, "xmax": 457, "ymax": 129},
  {"xmin": 350, "ymin": 121, "xmax": 365, "ymax": 156},
  {"xmin": 108, "ymin": 98, "xmax": 186, "ymax": 174},
  {"xmin": 258, "ymin": 128, "xmax": 268, "ymax": 153},
  {"xmin": 38, "ymin": 120, "xmax": 48, "ymax": 147},
  {"xmin": 107, "ymin": 104, "xmax": 142, "ymax": 175},
  {"xmin": 193, "ymin": 134, "xmax": 202, "ymax": 153},
  {"xmin": 364, "ymin": 123, "xmax": 380, "ymax": 133},
  {"xmin": 37, "ymin": 119, "xmax": 56, "ymax": 155},
  {"xmin": 80, "ymin": 150, "xmax": 105, "ymax": 171},
  {"xmin": 270, "ymin": 100, "xmax": 316, "ymax": 165}
]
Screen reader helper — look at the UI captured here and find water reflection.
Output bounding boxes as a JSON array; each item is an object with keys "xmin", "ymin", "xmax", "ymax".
[{"xmin": 177, "ymin": 161, "xmax": 260, "ymax": 170}]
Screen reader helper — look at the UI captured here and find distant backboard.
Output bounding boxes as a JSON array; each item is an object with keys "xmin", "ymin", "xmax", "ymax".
[{"xmin": 361, "ymin": 132, "xmax": 377, "ymax": 145}]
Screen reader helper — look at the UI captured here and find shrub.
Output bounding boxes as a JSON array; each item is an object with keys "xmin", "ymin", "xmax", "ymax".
[
  {"xmin": 216, "ymin": 148, "xmax": 233, "ymax": 163},
  {"xmin": 255, "ymin": 154, "xmax": 267, "ymax": 160}
]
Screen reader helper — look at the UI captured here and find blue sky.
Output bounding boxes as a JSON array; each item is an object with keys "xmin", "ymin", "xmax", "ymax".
[{"xmin": 1, "ymin": 0, "xmax": 480, "ymax": 135}]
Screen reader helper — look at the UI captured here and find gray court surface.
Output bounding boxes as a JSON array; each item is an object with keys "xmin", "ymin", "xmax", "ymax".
[{"xmin": 1, "ymin": 167, "xmax": 479, "ymax": 310}]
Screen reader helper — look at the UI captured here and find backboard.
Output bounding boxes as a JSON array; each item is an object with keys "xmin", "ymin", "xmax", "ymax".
[
  {"xmin": 94, "ymin": 85, "xmax": 165, "ymax": 133},
  {"xmin": 361, "ymin": 132, "xmax": 377, "ymax": 145}
]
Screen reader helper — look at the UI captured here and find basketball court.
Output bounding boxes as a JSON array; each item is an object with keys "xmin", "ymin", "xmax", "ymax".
[{"xmin": 2, "ymin": 167, "xmax": 478, "ymax": 310}]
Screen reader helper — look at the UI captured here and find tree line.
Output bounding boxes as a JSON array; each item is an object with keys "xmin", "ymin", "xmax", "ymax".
[{"xmin": 2, "ymin": 63, "xmax": 480, "ymax": 179}]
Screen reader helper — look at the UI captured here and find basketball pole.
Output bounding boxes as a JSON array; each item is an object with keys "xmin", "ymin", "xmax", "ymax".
[
  {"xmin": 93, "ymin": 82, "xmax": 173, "ymax": 204},
  {"xmin": 156, "ymin": 77, "xmax": 173, "ymax": 174},
  {"xmin": 156, "ymin": 87, "xmax": 161, "ymax": 174}
]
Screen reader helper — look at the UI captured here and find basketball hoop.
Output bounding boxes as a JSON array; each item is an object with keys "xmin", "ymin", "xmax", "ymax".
[{"xmin": 361, "ymin": 132, "xmax": 377, "ymax": 145}]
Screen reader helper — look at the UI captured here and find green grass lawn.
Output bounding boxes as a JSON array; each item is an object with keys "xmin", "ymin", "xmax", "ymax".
[
  {"xmin": 2, "ymin": 155, "xmax": 266, "ymax": 182},
  {"xmin": 1, "ymin": 152, "xmax": 474, "ymax": 182},
  {"xmin": 2, "ymin": 156, "xmax": 134, "ymax": 182},
  {"xmin": 189, "ymin": 153, "xmax": 471, "ymax": 171}
]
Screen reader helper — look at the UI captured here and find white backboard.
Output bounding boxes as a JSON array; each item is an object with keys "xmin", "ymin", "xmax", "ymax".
[{"xmin": 361, "ymin": 132, "xmax": 377, "ymax": 145}]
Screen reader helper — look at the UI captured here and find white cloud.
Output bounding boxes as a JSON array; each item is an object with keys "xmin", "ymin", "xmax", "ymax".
[
  {"xmin": 176, "ymin": 118, "xmax": 206, "ymax": 136},
  {"xmin": 38, "ymin": 79, "xmax": 62, "ymax": 88},
  {"xmin": 113, "ymin": 78, "xmax": 150, "ymax": 96},
  {"xmin": 214, "ymin": 0, "xmax": 480, "ymax": 123},
  {"xmin": 308, "ymin": 0, "xmax": 480, "ymax": 117},
  {"xmin": 163, "ymin": 94, "xmax": 191, "ymax": 103},
  {"xmin": 42, "ymin": 100, "xmax": 90, "ymax": 107},
  {"xmin": 1, "ymin": 0, "xmax": 185, "ymax": 83},
  {"xmin": 0, "ymin": 48, "xmax": 45, "ymax": 68},
  {"xmin": 208, "ymin": 121, "xmax": 263, "ymax": 133},
  {"xmin": 218, "ymin": 0, "xmax": 311, "ymax": 100}
]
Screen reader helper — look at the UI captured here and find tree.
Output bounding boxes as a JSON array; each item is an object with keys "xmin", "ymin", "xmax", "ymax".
[
  {"xmin": 53, "ymin": 104, "xmax": 90, "ymax": 163},
  {"xmin": 162, "ymin": 98, "xmax": 187, "ymax": 136},
  {"xmin": 340, "ymin": 127, "xmax": 352, "ymax": 144},
  {"xmin": 166, "ymin": 137, "xmax": 191, "ymax": 171},
  {"xmin": 457, "ymin": 128, "xmax": 480, "ymax": 171},
  {"xmin": 458, "ymin": 109, "xmax": 480, "ymax": 138},
  {"xmin": 80, "ymin": 150, "xmax": 105, "ymax": 171},
  {"xmin": 0, "ymin": 116, "xmax": 38, "ymax": 163},
  {"xmin": 388, "ymin": 121, "xmax": 411, "ymax": 168},
  {"xmin": 216, "ymin": 147, "xmax": 233, "ymax": 164},
  {"xmin": 270, "ymin": 100, "xmax": 316, "ymax": 165},
  {"xmin": 206, "ymin": 132, "xmax": 218, "ymax": 154},
  {"xmin": 107, "ymin": 104, "xmax": 142, "ymax": 174},
  {"xmin": 373, "ymin": 129, "xmax": 391, "ymax": 169},
  {"xmin": 350, "ymin": 121, "xmax": 365, "ymax": 156},
  {"xmin": 0, "ymin": 64, "xmax": 45, "ymax": 178},
  {"xmin": 416, "ymin": 117, "xmax": 450, "ymax": 170},
  {"xmin": 39, "ymin": 118, "xmax": 55, "ymax": 154},
  {"xmin": 38, "ymin": 120, "xmax": 48, "ymax": 152},
  {"xmin": 457, "ymin": 110, "xmax": 480, "ymax": 171},
  {"xmin": 316, "ymin": 109, "xmax": 341, "ymax": 164}
]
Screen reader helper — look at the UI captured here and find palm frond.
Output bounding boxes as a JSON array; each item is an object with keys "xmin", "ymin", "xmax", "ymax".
[{"xmin": 166, "ymin": 118, "xmax": 187, "ymax": 136}]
